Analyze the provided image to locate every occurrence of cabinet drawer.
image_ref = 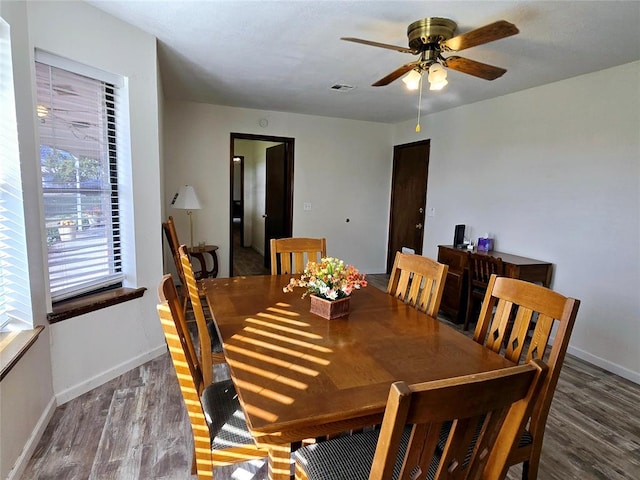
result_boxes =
[437,246,466,272]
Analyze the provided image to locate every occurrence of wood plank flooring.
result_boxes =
[20,274,640,479]
[232,222,270,276]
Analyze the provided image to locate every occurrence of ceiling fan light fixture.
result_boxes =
[429,77,448,91]
[402,69,422,90]
[428,63,448,91]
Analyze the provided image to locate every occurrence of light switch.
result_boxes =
[303,202,312,211]
[427,207,436,217]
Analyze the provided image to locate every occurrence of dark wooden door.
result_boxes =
[386,140,430,273]
[264,143,290,269]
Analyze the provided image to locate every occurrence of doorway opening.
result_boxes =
[230,133,295,277]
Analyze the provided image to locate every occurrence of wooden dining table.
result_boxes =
[203,275,514,480]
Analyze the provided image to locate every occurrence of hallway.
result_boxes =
[232,221,269,276]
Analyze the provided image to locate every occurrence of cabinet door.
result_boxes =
[437,246,467,323]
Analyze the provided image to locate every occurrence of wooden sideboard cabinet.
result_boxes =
[437,245,553,324]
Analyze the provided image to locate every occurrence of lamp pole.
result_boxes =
[187,210,194,248]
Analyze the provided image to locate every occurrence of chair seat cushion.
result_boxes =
[201,379,255,450]
[519,429,533,447]
[295,427,438,480]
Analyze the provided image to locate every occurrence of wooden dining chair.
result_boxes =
[157,274,267,479]
[270,237,327,275]
[162,216,203,314]
[294,359,547,480]
[472,275,581,480]
[464,252,504,330]
[386,251,449,317]
[179,245,226,384]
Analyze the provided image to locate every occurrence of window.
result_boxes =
[36,53,124,302]
[0,18,32,331]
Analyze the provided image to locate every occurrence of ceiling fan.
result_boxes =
[341,17,519,89]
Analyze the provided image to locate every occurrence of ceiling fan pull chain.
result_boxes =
[416,71,424,133]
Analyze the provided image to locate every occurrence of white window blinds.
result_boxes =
[36,59,123,302]
[0,18,33,330]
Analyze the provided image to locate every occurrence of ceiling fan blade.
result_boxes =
[444,56,507,80]
[372,62,419,86]
[442,20,519,52]
[341,37,413,54]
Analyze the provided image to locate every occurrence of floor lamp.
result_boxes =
[171,185,202,248]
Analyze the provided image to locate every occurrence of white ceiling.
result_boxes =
[86,0,640,124]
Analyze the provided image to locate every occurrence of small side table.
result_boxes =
[188,245,219,278]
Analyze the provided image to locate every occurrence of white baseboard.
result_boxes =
[6,397,57,480]
[567,344,640,384]
[55,344,167,405]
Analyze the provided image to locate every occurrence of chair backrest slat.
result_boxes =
[386,251,449,317]
[163,216,204,315]
[157,274,265,478]
[468,252,504,287]
[157,274,204,395]
[179,244,213,386]
[270,237,327,275]
[369,360,548,480]
[473,275,580,444]
[162,216,186,285]
[157,299,215,478]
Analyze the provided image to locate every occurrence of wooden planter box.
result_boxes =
[309,294,350,320]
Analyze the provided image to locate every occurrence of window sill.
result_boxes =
[47,287,147,324]
[0,325,45,381]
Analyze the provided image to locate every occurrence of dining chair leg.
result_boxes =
[522,456,541,480]
[191,445,197,474]
[268,444,292,480]
[463,296,475,330]
[294,461,309,480]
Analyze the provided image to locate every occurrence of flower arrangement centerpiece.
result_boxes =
[283,257,367,319]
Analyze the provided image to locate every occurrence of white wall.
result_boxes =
[393,62,640,383]
[1,2,55,478]
[1,0,166,475]
[164,103,394,276]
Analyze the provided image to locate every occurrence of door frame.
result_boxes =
[229,132,295,277]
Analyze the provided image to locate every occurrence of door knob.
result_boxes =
[416,223,423,230]
[262,214,268,218]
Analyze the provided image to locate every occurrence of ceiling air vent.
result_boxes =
[330,84,355,92]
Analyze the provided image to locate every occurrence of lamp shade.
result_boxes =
[402,69,422,91]
[172,185,202,210]
[428,63,448,91]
